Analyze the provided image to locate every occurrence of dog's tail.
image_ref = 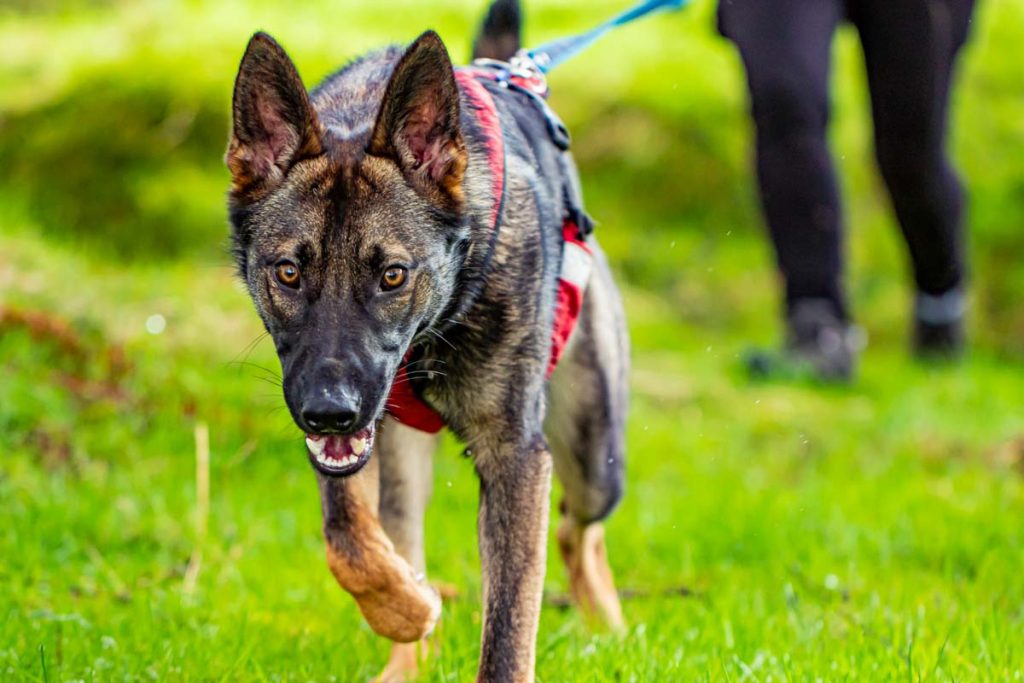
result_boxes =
[472,0,522,61]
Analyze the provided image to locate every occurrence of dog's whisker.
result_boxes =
[263,404,290,418]
[394,372,447,383]
[403,358,448,368]
[230,332,270,367]
[228,359,283,382]
[427,328,458,351]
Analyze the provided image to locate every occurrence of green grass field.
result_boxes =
[2,0,1023,680]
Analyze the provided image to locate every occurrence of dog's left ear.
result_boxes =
[369,31,467,209]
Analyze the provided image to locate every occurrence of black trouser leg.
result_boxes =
[853,0,976,297]
[719,0,847,318]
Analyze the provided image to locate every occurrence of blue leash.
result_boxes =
[526,0,690,73]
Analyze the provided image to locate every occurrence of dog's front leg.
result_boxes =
[318,452,441,643]
[475,435,553,683]
[376,416,440,682]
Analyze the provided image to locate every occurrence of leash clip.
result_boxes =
[506,51,550,98]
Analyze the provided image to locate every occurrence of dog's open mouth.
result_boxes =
[305,426,375,477]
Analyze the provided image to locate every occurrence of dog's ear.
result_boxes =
[369,31,466,209]
[226,33,321,198]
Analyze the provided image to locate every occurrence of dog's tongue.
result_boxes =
[306,427,373,469]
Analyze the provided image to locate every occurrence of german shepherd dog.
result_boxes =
[225,0,628,679]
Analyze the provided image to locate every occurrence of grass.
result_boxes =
[2,0,1024,680]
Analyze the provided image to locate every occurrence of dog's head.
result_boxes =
[226,31,467,477]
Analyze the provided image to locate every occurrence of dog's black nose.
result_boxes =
[301,393,360,433]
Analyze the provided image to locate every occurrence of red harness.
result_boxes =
[385,66,593,434]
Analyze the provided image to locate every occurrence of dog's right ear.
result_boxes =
[226,33,321,198]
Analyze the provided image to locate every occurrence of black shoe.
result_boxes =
[747,298,860,382]
[913,288,965,359]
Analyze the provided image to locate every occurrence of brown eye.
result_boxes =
[381,265,408,291]
[275,260,301,288]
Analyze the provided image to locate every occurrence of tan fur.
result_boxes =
[375,641,427,683]
[556,519,625,632]
[321,456,441,642]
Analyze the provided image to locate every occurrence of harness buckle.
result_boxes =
[467,53,569,151]
[470,51,550,99]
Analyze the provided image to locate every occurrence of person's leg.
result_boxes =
[854,0,976,355]
[720,0,857,379]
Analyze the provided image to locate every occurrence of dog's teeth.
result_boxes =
[306,437,326,457]
[317,452,327,464]
[350,436,366,456]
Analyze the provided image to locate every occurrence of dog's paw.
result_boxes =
[351,568,442,643]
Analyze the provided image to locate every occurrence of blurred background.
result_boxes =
[2,0,1022,679]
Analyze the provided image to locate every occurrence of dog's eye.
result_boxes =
[380,266,408,291]
[275,260,301,289]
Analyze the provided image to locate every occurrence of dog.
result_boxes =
[225,1,629,679]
